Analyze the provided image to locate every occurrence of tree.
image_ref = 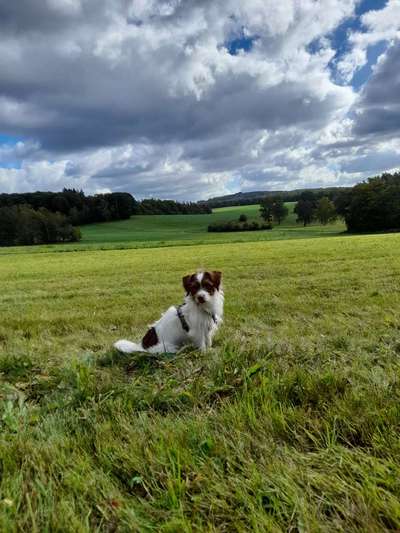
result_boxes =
[0,206,18,246]
[238,214,247,222]
[259,197,274,223]
[334,172,400,232]
[294,191,317,226]
[271,196,288,225]
[0,205,81,247]
[50,194,70,215]
[316,197,337,225]
[260,196,289,225]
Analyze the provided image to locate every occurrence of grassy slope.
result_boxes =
[0,204,345,255]
[81,202,345,246]
[1,233,400,531]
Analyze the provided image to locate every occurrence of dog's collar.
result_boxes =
[176,304,190,332]
[176,304,218,333]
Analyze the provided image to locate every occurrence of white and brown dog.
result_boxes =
[114,271,224,354]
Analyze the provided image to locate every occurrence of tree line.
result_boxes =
[0,189,211,226]
[139,198,211,215]
[292,171,400,231]
[0,190,137,226]
[0,189,211,247]
[259,192,338,227]
[258,171,400,232]
[204,186,350,208]
[1,170,398,246]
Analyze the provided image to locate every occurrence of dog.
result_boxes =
[114,271,224,354]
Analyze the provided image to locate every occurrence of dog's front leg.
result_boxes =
[205,331,213,349]
[192,333,208,352]
[198,339,208,352]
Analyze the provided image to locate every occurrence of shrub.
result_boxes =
[238,214,247,222]
[208,220,272,232]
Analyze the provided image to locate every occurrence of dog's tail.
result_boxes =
[113,339,143,353]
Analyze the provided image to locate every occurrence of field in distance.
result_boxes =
[81,202,345,248]
[1,232,400,530]
[0,203,345,255]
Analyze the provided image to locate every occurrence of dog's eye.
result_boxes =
[191,282,200,293]
[202,281,214,292]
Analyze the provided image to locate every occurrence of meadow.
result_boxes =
[0,203,346,256]
[1,228,400,531]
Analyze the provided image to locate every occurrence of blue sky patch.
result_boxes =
[355,0,388,17]
[226,32,257,55]
[351,40,388,90]
[326,0,388,88]
[0,134,22,145]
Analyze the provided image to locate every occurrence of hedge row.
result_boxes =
[208,221,272,232]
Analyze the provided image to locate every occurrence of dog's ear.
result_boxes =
[182,274,193,294]
[211,271,222,289]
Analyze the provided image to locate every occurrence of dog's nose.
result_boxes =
[197,295,205,304]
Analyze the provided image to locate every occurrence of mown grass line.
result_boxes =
[1,234,400,531]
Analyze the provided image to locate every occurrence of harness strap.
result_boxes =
[176,304,218,333]
[176,304,190,332]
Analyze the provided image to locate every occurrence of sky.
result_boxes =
[0,0,399,200]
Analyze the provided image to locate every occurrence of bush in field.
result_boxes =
[335,171,400,232]
[208,220,272,232]
[238,214,248,222]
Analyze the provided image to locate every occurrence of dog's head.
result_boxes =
[182,271,222,307]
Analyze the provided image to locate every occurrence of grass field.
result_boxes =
[1,231,400,531]
[0,204,346,255]
[80,203,345,246]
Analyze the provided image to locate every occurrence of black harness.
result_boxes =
[176,304,217,333]
[176,304,190,332]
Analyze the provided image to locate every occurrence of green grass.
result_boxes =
[1,232,400,531]
[81,202,345,246]
[0,204,345,255]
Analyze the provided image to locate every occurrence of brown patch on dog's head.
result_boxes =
[202,271,222,293]
[183,271,222,296]
[182,273,200,296]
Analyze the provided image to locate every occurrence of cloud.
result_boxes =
[337,0,400,83]
[0,0,398,199]
[353,40,400,136]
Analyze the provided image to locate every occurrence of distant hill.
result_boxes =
[202,186,350,208]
